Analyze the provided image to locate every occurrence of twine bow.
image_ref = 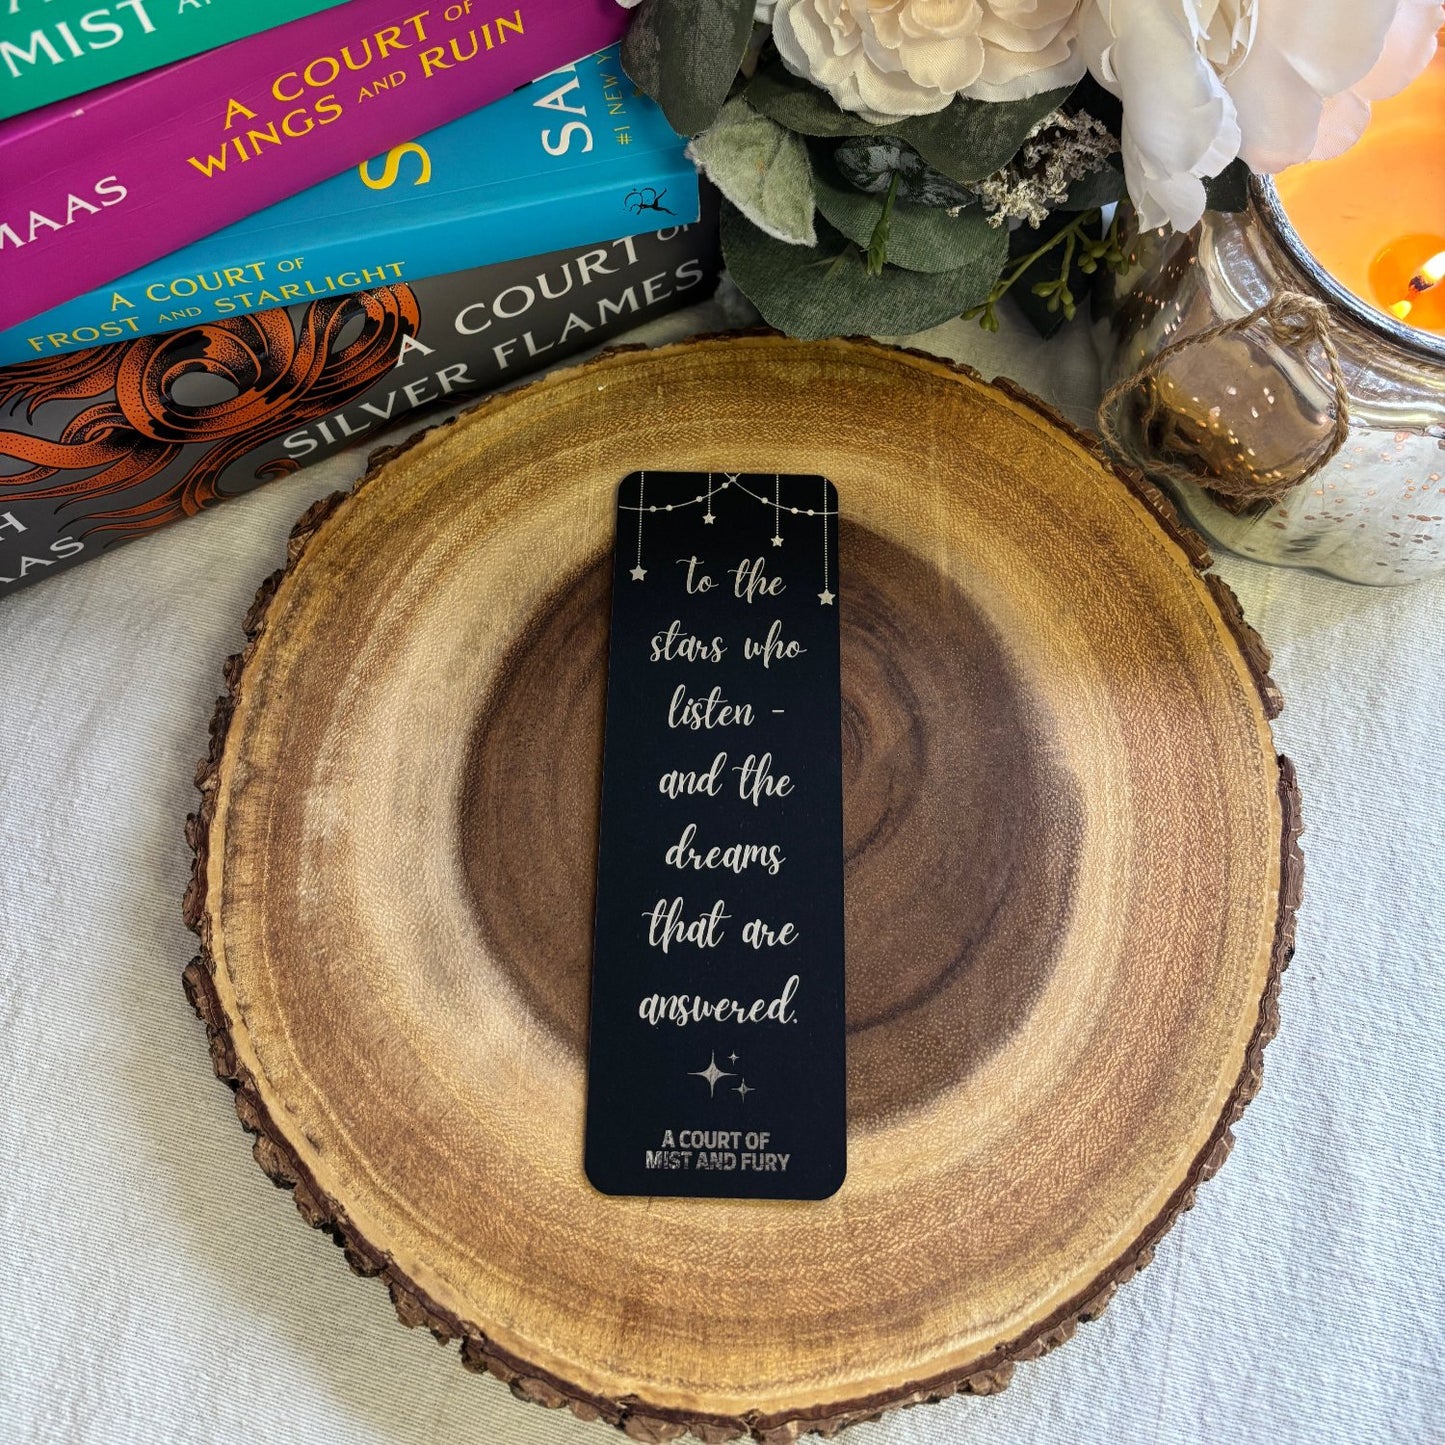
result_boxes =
[1096,290,1352,504]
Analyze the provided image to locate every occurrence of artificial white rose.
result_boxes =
[772,0,1085,124]
[1308,0,1443,161]
[1229,0,1443,170]
[1077,0,1241,231]
[1080,0,1443,233]
[970,0,1091,101]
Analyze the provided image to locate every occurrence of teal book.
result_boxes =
[0,0,349,121]
[1,44,696,366]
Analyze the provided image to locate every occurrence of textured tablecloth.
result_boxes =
[2,296,1441,1445]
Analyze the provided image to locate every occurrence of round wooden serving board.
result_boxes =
[184,334,1302,1442]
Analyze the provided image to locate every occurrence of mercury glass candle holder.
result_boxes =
[1092,179,1445,585]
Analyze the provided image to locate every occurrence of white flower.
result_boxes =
[1308,0,1443,161]
[1079,0,1444,232]
[971,0,1090,101]
[771,0,1085,123]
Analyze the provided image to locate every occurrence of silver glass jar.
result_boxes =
[1092,179,1445,585]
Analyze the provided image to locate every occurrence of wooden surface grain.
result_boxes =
[184,334,1303,1442]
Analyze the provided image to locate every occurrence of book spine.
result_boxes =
[0,159,701,368]
[0,0,350,122]
[0,0,630,331]
[0,205,722,597]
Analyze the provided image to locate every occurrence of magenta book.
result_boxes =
[0,1,629,332]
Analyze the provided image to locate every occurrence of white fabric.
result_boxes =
[1,298,1441,1445]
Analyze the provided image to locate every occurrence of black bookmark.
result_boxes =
[584,470,846,1199]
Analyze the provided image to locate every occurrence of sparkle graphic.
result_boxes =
[727,1052,739,1065]
[734,1080,753,1100]
[689,1052,735,1097]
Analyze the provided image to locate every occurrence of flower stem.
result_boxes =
[965,207,1105,331]
[1003,211,1094,289]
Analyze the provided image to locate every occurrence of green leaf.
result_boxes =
[895,87,1073,184]
[1203,157,1252,212]
[621,0,756,137]
[746,53,1070,185]
[688,97,816,245]
[1061,162,1128,210]
[832,134,977,209]
[745,53,891,137]
[812,150,1007,276]
[721,201,1001,340]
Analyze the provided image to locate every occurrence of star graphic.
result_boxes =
[734,1080,753,1100]
[703,512,716,525]
[818,588,835,605]
[689,1052,735,1097]
[771,534,784,547]
[630,565,646,581]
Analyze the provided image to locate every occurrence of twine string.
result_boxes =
[1096,290,1352,503]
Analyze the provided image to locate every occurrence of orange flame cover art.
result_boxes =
[0,218,720,595]
[0,286,418,537]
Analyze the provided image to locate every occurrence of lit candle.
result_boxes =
[1273,42,1445,333]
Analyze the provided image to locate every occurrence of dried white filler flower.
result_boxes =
[967,110,1117,227]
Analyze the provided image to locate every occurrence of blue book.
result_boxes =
[0,45,695,367]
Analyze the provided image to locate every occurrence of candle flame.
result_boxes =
[1415,250,1445,288]
[1390,250,1445,320]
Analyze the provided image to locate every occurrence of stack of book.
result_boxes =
[0,0,719,594]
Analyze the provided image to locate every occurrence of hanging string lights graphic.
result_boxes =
[621,472,837,603]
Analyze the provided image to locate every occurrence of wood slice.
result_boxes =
[183,333,1303,1443]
